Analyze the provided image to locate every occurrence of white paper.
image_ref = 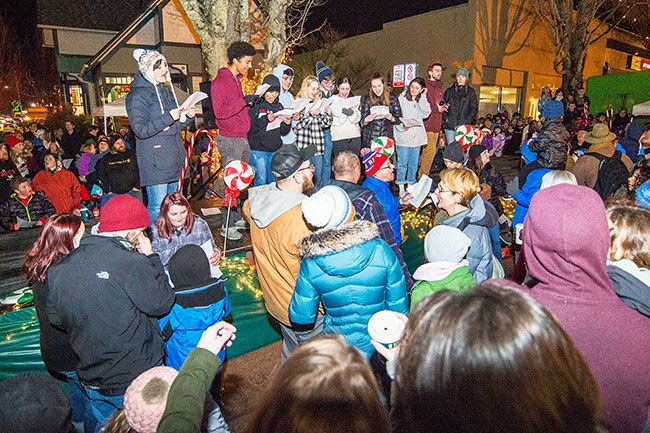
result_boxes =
[401,118,422,127]
[16,216,38,228]
[370,105,390,119]
[275,108,295,117]
[200,240,223,278]
[201,207,221,216]
[62,158,73,169]
[266,118,282,131]
[407,175,433,208]
[254,83,270,96]
[291,98,309,113]
[179,91,208,112]
[343,96,361,109]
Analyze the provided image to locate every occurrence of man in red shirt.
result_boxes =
[419,61,446,179]
[211,41,257,240]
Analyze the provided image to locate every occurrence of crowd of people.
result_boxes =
[0,40,650,433]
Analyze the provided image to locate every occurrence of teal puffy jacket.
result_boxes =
[289,220,408,357]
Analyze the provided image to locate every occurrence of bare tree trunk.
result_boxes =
[264,0,293,71]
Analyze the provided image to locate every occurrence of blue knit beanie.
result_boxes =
[315,61,333,83]
[636,180,650,208]
[543,99,564,120]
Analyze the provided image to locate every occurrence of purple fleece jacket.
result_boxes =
[522,184,650,433]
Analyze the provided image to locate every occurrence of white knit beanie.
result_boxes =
[132,49,166,85]
[424,225,471,263]
[302,186,355,228]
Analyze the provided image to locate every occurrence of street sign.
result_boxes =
[404,63,418,86]
[393,64,405,88]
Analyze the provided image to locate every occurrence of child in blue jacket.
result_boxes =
[160,244,231,403]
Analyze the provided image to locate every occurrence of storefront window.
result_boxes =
[68,85,85,115]
[479,86,521,115]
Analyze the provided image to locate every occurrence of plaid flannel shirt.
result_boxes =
[353,190,414,289]
[293,111,333,155]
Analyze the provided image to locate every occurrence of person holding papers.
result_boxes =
[394,77,432,197]
[294,76,333,187]
[360,73,402,148]
[126,49,195,223]
[151,192,220,271]
[248,75,292,185]
[330,77,362,157]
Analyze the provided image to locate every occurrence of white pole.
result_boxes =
[103,105,107,136]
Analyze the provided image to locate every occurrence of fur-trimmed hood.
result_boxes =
[300,220,379,258]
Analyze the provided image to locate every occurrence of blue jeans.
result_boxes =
[63,371,95,433]
[488,221,503,262]
[83,387,124,433]
[250,150,275,186]
[322,129,333,183]
[145,182,178,224]
[311,155,325,187]
[444,129,456,145]
[396,146,420,185]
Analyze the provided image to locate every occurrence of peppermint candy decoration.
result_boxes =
[223,160,254,191]
[371,136,395,158]
[471,127,484,145]
[454,125,479,147]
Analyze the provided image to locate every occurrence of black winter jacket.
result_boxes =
[96,150,140,194]
[32,280,79,373]
[0,192,55,230]
[47,235,175,395]
[247,100,291,152]
[0,159,19,203]
[126,74,192,187]
[442,84,478,130]
[360,93,402,147]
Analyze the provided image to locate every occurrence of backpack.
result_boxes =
[586,151,629,200]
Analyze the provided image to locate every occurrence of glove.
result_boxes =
[341,107,354,116]
[243,95,256,107]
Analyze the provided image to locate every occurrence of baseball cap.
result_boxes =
[271,144,316,180]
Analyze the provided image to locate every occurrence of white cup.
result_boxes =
[368,310,406,349]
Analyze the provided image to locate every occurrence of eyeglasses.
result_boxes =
[296,163,315,173]
[435,185,454,194]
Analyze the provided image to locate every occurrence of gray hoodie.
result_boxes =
[441,194,497,283]
[247,182,305,228]
[273,64,296,145]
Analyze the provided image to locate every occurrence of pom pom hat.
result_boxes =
[124,366,178,433]
[133,49,167,85]
[302,186,355,228]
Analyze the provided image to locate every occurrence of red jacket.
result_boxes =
[31,168,81,213]
[211,67,250,138]
[423,78,444,133]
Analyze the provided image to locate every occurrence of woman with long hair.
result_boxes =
[394,76,431,195]
[360,73,402,148]
[22,213,91,432]
[245,335,389,433]
[294,75,333,186]
[150,192,220,269]
[330,77,362,157]
[391,282,604,433]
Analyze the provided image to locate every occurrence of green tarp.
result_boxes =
[0,211,429,380]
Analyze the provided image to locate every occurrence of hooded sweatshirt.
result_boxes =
[607,259,650,317]
[616,122,646,164]
[440,194,497,283]
[273,64,297,145]
[211,67,250,138]
[523,184,650,433]
[411,261,474,307]
[242,183,312,325]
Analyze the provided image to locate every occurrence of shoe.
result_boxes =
[220,227,243,241]
[234,219,249,229]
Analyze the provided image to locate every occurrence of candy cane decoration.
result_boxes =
[178,128,214,192]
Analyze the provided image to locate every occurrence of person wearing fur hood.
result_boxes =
[288,186,408,358]
[126,49,195,223]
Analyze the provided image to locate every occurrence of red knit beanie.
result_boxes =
[98,195,150,233]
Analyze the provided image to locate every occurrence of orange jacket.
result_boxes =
[31,168,81,213]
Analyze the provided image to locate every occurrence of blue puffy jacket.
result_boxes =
[126,73,193,186]
[513,167,551,227]
[289,220,408,357]
[159,280,231,370]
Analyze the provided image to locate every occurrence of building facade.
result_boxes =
[316,0,648,118]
